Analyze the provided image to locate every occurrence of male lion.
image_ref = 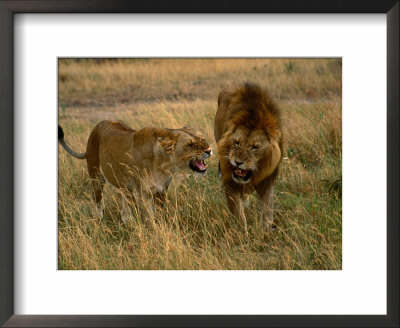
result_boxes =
[58,120,212,221]
[214,83,282,234]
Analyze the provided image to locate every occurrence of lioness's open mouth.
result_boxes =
[232,168,253,182]
[189,159,207,173]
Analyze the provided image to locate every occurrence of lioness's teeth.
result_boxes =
[194,160,206,170]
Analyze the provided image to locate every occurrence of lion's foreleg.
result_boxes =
[225,187,248,237]
[96,199,105,218]
[255,180,275,233]
[238,200,248,237]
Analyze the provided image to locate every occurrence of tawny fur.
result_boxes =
[59,120,211,221]
[214,83,283,234]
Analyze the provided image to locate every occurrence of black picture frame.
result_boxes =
[0,1,398,327]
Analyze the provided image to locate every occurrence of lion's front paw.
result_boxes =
[263,221,277,233]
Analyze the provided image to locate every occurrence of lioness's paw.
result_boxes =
[122,215,130,224]
[93,207,104,219]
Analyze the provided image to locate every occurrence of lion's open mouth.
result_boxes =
[189,159,207,173]
[232,168,253,182]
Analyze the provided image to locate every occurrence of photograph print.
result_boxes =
[57,58,342,270]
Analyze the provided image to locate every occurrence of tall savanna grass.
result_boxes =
[58,58,342,270]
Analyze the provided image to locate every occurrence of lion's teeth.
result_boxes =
[234,168,249,177]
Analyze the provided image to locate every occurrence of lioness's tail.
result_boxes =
[58,126,86,159]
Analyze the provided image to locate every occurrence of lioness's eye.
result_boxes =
[234,140,240,146]
[252,145,259,150]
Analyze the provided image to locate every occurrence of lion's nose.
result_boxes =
[234,160,244,167]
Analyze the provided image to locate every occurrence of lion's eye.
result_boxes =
[252,145,259,150]
[234,140,240,146]
[186,142,194,148]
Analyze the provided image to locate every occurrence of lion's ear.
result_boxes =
[157,136,176,154]
[269,129,281,142]
[218,90,231,106]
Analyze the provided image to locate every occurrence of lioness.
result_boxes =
[58,120,212,221]
[214,83,282,234]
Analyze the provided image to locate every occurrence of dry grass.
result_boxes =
[58,58,342,270]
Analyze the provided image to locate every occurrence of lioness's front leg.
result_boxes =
[153,191,167,210]
[255,179,275,233]
[153,183,169,210]
[133,187,156,224]
[225,186,248,237]
[118,189,136,223]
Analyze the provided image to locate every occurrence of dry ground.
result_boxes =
[58,58,342,270]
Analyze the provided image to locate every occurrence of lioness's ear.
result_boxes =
[157,136,176,154]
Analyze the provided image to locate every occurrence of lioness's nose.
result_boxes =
[203,150,212,159]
